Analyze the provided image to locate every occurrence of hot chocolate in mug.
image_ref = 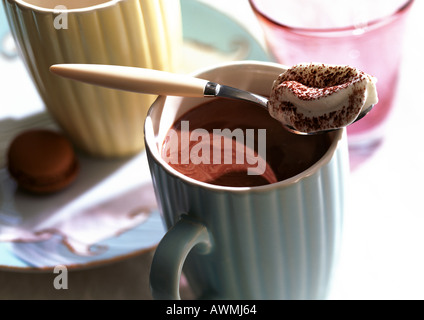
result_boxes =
[145,61,349,300]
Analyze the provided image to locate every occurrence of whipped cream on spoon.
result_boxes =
[268,63,378,134]
[50,63,377,135]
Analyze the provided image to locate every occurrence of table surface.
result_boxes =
[1,0,424,300]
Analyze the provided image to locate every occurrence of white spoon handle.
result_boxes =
[49,64,209,97]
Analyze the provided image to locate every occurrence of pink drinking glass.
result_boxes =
[249,0,414,151]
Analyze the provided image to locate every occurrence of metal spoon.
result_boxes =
[49,64,374,135]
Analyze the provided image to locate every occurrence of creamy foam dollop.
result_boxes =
[268,63,378,133]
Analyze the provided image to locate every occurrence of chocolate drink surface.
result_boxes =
[161,98,332,187]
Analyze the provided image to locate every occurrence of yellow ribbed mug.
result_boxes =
[3,0,182,157]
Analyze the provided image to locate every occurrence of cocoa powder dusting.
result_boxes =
[277,64,365,101]
[269,63,374,133]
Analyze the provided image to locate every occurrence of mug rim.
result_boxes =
[10,0,120,13]
[144,60,345,193]
[249,0,414,35]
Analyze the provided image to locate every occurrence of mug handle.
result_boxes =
[150,215,213,300]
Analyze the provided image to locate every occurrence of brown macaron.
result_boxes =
[7,129,79,194]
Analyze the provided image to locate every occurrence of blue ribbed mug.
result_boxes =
[145,61,349,300]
